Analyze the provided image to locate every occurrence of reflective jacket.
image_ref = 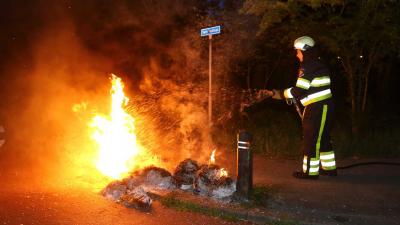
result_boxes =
[283,58,332,106]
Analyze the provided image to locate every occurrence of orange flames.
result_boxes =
[209,149,228,177]
[89,74,159,179]
[209,149,216,165]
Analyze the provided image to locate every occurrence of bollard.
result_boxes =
[236,130,253,200]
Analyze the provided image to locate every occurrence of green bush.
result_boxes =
[212,100,400,158]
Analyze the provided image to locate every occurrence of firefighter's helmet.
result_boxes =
[294,36,315,51]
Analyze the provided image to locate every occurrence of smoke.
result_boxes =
[0,0,219,187]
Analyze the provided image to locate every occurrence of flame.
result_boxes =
[209,149,228,178]
[72,101,87,112]
[217,168,228,178]
[209,149,216,165]
[89,74,158,179]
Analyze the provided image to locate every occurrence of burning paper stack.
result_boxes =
[194,164,236,200]
[102,158,236,210]
[102,166,175,210]
[173,159,199,190]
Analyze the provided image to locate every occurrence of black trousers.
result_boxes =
[301,100,335,175]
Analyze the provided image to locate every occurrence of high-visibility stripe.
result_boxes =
[300,89,332,106]
[315,105,328,159]
[321,159,335,162]
[309,157,320,175]
[310,160,320,166]
[320,151,335,156]
[311,76,330,87]
[321,161,336,167]
[320,153,335,160]
[303,156,308,172]
[296,78,311,89]
[284,88,293,98]
[322,165,337,170]
[238,141,250,145]
[320,151,336,170]
[303,156,320,175]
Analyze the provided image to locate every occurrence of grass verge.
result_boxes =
[160,193,240,222]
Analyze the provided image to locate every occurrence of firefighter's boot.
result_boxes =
[319,169,337,176]
[294,156,319,179]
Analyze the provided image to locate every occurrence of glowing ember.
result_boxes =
[90,74,157,179]
[218,168,228,178]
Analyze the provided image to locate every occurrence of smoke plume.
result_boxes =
[0,0,218,187]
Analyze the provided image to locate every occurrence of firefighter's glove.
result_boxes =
[271,89,283,100]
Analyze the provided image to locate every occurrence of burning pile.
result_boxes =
[82,75,236,210]
[102,158,236,210]
[173,159,199,190]
[102,166,175,210]
[194,164,235,199]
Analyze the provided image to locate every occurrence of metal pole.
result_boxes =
[208,35,212,128]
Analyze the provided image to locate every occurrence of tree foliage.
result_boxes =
[242,0,400,133]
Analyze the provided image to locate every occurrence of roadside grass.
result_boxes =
[160,193,240,222]
[159,187,297,225]
[241,184,280,208]
[267,221,298,225]
[333,122,400,158]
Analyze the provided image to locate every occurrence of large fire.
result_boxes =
[89,74,159,179]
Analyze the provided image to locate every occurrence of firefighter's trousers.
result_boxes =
[301,99,336,175]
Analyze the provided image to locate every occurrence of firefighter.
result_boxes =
[268,36,337,179]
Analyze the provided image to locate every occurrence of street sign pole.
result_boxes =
[201,25,221,129]
[208,34,212,128]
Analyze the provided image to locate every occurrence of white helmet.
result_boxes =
[294,36,315,51]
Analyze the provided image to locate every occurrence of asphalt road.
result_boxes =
[0,181,252,225]
[244,156,400,225]
[1,153,399,225]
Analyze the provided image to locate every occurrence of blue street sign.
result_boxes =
[200,25,221,37]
